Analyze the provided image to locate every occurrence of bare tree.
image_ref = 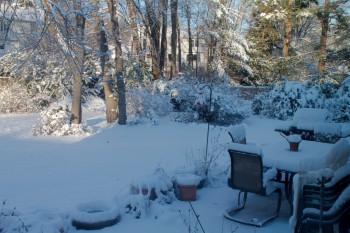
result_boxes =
[145,0,161,80]
[177,14,181,73]
[127,0,142,57]
[185,0,193,69]
[106,0,127,124]
[318,0,330,74]
[70,0,86,124]
[170,0,178,78]
[282,0,293,75]
[159,0,168,77]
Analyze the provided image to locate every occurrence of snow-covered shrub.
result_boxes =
[252,79,350,122]
[325,77,350,122]
[161,77,250,125]
[124,168,175,218]
[33,103,92,136]
[124,58,152,87]
[0,49,102,110]
[252,81,327,120]
[0,200,29,233]
[0,81,37,113]
[126,85,172,125]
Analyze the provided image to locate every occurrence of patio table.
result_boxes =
[260,140,334,214]
[261,140,334,173]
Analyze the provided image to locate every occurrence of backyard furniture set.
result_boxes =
[224,118,350,232]
[275,108,350,143]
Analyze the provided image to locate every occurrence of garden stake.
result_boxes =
[189,201,206,233]
[200,84,212,175]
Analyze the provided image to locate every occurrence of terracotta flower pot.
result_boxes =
[289,141,300,152]
[178,184,197,201]
[176,174,201,201]
[130,185,157,201]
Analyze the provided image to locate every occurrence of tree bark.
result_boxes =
[145,0,161,80]
[170,0,178,78]
[101,21,118,123]
[70,0,86,124]
[106,0,127,125]
[185,0,193,69]
[282,0,292,76]
[159,0,168,77]
[318,0,330,74]
[177,15,181,73]
[127,0,143,59]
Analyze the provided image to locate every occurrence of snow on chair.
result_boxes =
[294,164,350,233]
[275,108,334,141]
[228,124,246,144]
[296,175,350,233]
[224,143,282,227]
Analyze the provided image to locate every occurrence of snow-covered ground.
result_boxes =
[0,109,332,233]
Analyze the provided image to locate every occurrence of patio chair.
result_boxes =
[295,164,350,233]
[228,124,246,144]
[297,185,350,233]
[224,143,282,227]
[302,165,350,210]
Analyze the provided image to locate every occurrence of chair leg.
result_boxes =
[224,191,248,221]
[274,188,282,218]
[238,191,248,209]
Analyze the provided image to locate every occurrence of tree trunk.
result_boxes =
[177,15,181,73]
[159,0,168,77]
[92,0,118,123]
[145,0,161,80]
[282,0,292,76]
[318,0,330,74]
[70,0,86,124]
[106,0,127,125]
[127,0,143,59]
[170,0,178,78]
[186,0,193,69]
[100,21,118,123]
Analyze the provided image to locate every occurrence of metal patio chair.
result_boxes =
[224,143,282,227]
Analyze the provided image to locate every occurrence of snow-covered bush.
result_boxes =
[126,85,172,125]
[252,79,350,122]
[33,103,92,136]
[0,81,37,113]
[124,168,175,218]
[252,81,327,120]
[325,77,350,122]
[0,200,29,233]
[157,77,250,126]
[0,50,102,111]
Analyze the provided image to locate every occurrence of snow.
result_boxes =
[316,168,335,183]
[227,124,246,142]
[314,123,341,136]
[303,185,350,216]
[228,142,261,155]
[71,200,120,224]
[286,134,302,143]
[1,111,349,233]
[176,174,202,186]
[294,108,333,123]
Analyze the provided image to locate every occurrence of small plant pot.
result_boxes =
[130,185,157,201]
[178,184,197,201]
[176,174,201,201]
[289,141,300,152]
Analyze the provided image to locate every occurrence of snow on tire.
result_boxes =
[71,200,121,230]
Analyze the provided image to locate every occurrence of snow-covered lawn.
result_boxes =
[0,111,303,233]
